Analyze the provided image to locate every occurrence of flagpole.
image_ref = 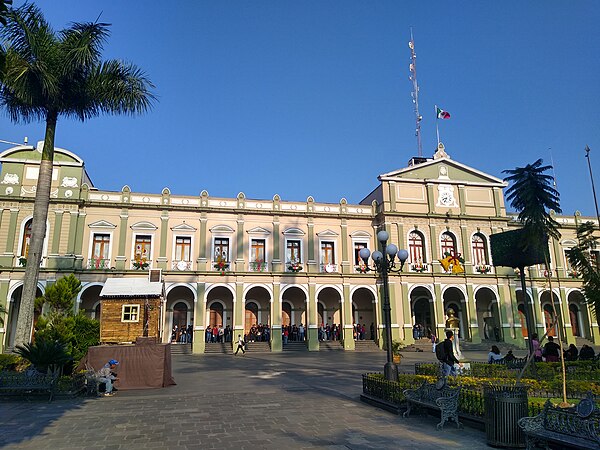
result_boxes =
[435,105,440,145]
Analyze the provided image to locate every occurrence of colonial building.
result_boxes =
[0,142,597,353]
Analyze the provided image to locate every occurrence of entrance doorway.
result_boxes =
[209,303,223,327]
[245,302,258,336]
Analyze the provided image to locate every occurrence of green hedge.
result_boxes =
[0,354,27,371]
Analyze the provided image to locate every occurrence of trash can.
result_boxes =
[483,384,528,448]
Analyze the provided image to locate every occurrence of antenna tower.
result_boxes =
[409,29,422,157]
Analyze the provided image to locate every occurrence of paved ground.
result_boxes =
[0,349,500,449]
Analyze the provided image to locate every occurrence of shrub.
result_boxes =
[0,354,26,371]
[15,339,72,376]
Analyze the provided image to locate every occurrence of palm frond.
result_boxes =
[59,21,110,74]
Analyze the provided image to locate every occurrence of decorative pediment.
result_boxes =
[88,220,117,229]
[247,226,271,235]
[130,221,158,231]
[283,227,305,236]
[316,229,338,237]
[350,230,371,238]
[379,158,506,187]
[561,239,577,247]
[210,224,234,234]
[171,223,197,232]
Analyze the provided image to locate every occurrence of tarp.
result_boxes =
[80,343,176,390]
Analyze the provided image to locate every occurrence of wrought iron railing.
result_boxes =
[320,263,338,273]
[171,260,192,271]
[87,258,110,269]
[249,261,269,272]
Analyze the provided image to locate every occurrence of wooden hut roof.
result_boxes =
[100,278,163,298]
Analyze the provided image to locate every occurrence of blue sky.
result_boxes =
[1,1,600,216]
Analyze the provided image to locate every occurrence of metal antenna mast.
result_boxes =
[409,28,423,157]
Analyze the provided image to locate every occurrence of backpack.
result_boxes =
[435,340,447,362]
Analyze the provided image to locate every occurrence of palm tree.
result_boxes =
[503,158,567,403]
[0,4,155,347]
[567,221,600,318]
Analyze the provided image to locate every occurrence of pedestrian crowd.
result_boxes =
[204,324,232,343]
[171,324,194,343]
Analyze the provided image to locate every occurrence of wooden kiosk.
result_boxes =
[99,274,164,344]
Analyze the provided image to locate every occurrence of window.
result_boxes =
[408,231,426,263]
[321,241,335,264]
[122,304,140,322]
[92,234,110,260]
[250,239,266,262]
[175,236,191,261]
[354,242,367,265]
[286,239,301,263]
[214,237,229,262]
[134,235,151,263]
[440,232,457,257]
[21,219,32,257]
[471,233,488,265]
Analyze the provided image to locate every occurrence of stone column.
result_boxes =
[342,284,354,350]
[192,283,206,354]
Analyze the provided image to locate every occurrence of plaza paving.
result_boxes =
[0,349,499,449]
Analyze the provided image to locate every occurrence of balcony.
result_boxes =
[409,262,429,273]
[87,258,111,269]
[172,260,193,271]
[320,263,338,273]
[249,260,269,272]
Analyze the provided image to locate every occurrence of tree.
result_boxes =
[567,221,600,319]
[503,158,568,404]
[0,0,12,26]
[0,4,155,347]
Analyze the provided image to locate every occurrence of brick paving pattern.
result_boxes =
[0,350,491,449]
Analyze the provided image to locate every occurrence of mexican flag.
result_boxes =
[436,107,451,119]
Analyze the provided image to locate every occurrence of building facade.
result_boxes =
[0,142,597,353]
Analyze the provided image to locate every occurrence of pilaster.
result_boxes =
[0,280,9,353]
[433,283,445,340]
[401,281,414,345]
[116,210,129,270]
[341,219,349,274]
[50,210,63,255]
[342,284,354,350]
[307,284,319,350]
[271,283,282,352]
[233,282,244,341]
[466,284,481,343]
[307,218,315,273]
[235,215,244,272]
[1,209,18,267]
[458,185,466,215]
[192,283,206,354]
[197,213,207,270]
[272,217,281,272]
[158,212,168,270]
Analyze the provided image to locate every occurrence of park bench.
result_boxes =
[0,371,58,402]
[491,356,528,370]
[403,380,462,430]
[518,393,600,450]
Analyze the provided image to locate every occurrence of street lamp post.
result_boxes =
[359,230,409,381]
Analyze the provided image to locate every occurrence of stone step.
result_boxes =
[353,340,381,352]
[170,343,192,355]
[204,342,231,354]
[283,341,308,352]
[245,342,271,353]
[319,341,343,351]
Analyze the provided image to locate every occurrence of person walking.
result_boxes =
[436,330,462,376]
[234,335,246,355]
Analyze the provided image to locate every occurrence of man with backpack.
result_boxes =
[436,330,462,376]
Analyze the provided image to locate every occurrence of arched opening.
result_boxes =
[281,287,307,344]
[317,287,342,342]
[244,286,271,342]
[569,304,581,337]
[317,303,324,326]
[475,287,501,342]
[205,286,233,345]
[516,289,533,339]
[410,286,434,339]
[352,288,376,341]
[173,302,189,343]
[540,290,560,338]
[166,285,195,344]
[5,285,43,349]
[568,291,590,339]
[443,287,468,340]
[80,284,103,320]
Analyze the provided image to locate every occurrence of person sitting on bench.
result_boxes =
[97,359,119,396]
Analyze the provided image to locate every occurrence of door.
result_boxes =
[209,303,223,327]
[245,302,258,336]
[543,304,556,337]
[518,304,528,338]
[569,304,580,337]
[282,302,291,327]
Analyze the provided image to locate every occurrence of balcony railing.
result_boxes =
[87,258,111,269]
[212,260,230,273]
[320,263,338,273]
[409,262,429,273]
[172,260,193,271]
[286,261,303,273]
[249,261,269,272]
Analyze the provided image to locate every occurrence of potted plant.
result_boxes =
[391,340,405,364]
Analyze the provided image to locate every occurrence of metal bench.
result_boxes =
[518,393,600,450]
[0,371,58,402]
[403,379,462,430]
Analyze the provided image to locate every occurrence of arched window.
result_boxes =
[21,219,32,257]
[440,232,457,257]
[471,233,489,265]
[408,231,426,263]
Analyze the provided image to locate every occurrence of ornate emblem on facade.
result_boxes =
[437,184,458,207]
[61,176,78,188]
[1,173,19,184]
